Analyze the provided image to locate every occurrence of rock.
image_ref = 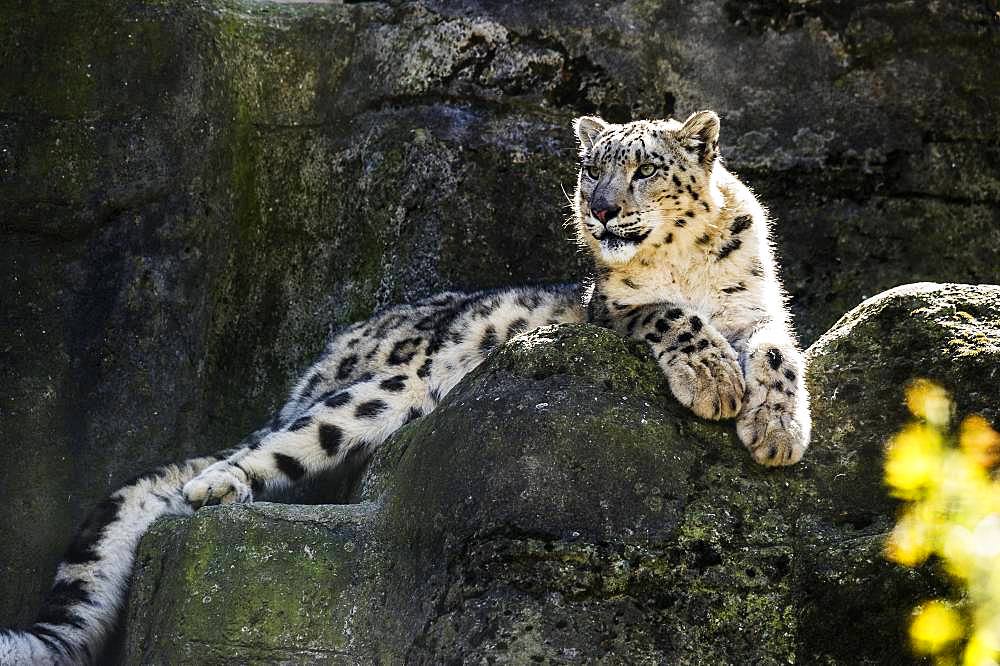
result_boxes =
[1,0,588,622]
[3,0,998,628]
[807,282,1000,472]
[124,503,377,665]
[127,282,1000,664]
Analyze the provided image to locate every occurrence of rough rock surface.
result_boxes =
[809,282,1000,452]
[123,283,1000,664]
[125,503,376,664]
[2,0,998,629]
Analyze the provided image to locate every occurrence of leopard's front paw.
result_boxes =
[662,346,745,421]
[737,402,808,466]
[183,463,253,509]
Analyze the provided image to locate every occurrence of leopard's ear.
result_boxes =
[677,110,720,166]
[573,116,608,152]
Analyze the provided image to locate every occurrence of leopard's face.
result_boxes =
[573,111,721,265]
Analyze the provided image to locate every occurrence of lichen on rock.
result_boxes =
[2,0,998,655]
[125,283,1000,663]
[125,503,377,665]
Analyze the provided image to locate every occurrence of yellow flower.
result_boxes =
[887,512,932,567]
[907,379,953,427]
[963,628,1000,666]
[885,424,944,499]
[885,382,1000,663]
[941,524,975,581]
[960,416,1000,470]
[910,601,964,655]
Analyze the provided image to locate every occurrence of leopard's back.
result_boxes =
[273,284,584,429]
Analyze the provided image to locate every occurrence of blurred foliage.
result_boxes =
[885,380,1000,665]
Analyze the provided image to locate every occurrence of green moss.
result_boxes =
[126,298,999,663]
[490,324,671,397]
[126,504,376,664]
[0,3,99,115]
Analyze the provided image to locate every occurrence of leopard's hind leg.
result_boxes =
[183,369,431,507]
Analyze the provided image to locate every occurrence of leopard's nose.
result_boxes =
[591,204,620,224]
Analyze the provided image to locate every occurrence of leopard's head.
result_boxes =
[573,111,722,265]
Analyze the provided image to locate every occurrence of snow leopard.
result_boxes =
[1,110,810,664]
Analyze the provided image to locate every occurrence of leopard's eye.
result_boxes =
[584,165,600,180]
[635,163,657,179]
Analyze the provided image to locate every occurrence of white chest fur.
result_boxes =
[599,217,778,340]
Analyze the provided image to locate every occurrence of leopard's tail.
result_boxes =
[0,453,224,665]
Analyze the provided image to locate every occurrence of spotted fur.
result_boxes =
[0,286,583,664]
[2,111,809,664]
[576,111,811,465]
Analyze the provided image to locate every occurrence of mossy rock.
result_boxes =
[4,0,999,637]
[125,282,1000,663]
[125,503,378,665]
[358,323,943,664]
[808,282,1000,453]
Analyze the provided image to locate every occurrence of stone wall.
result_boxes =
[2,0,998,629]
